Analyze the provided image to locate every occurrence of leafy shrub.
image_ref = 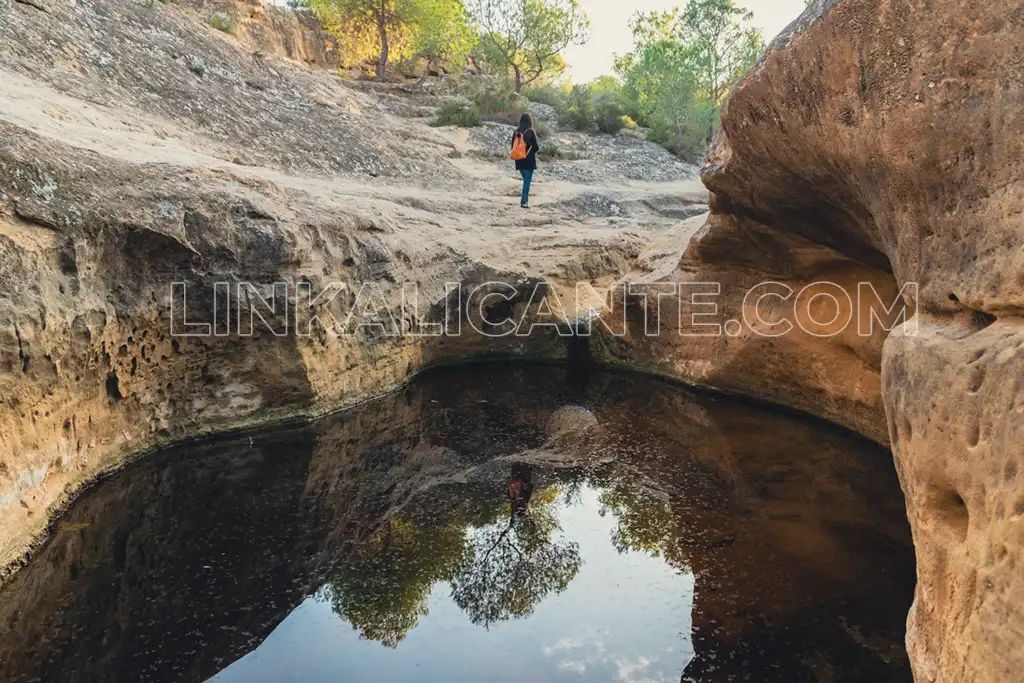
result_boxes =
[558,108,591,131]
[499,96,531,125]
[543,138,565,159]
[645,119,706,159]
[646,129,702,159]
[542,138,582,160]
[522,84,567,110]
[457,77,540,125]
[554,82,633,134]
[460,76,516,117]
[207,13,237,35]
[559,84,594,131]
[433,100,481,127]
[533,119,553,139]
[592,93,628,134]
[644,97,715,160]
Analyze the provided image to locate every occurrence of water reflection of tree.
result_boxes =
[327,518,469,647]
[326,482,580,645]
[451,487,581,628]
[596,474,692,571]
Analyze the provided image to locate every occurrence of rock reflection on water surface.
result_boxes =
[0,364,914,682]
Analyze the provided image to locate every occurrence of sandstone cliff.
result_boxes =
[669,0,1023,680]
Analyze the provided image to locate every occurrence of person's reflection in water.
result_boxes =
[506,462,535,518]
[565,325,591,402]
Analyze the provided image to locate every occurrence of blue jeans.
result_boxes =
[519,168,533,205]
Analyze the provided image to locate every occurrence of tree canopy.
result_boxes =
[326,482,579,644]
[469,0,588,92]
[615,0,763,156]
[311,0,474,79]
[411,0,476,74]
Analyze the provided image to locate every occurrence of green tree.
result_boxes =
[411,0,476,77]
[596,479,689,564]
[310,0,420,79]
[469,0,588,93]
[327,481,581,641]
[615,14,704,156]
[616,0,762,157]
[679,0,763,109]
[450,487,581,626]
[327,517,470,646]
[558,83,593,130]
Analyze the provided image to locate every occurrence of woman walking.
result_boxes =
[510,113,539,208]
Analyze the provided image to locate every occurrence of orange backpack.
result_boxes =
[510,130,529,161]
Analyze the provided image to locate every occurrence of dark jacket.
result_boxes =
[511,128,539,171]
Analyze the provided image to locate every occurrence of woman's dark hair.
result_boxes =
[517,112,533,132]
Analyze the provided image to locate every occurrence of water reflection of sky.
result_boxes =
[211,485,695,682]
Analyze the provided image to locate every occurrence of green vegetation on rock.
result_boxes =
[303,0,762,160]
[207,12,237,35]
[433,99,482,126]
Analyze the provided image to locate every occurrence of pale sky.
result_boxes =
[563,0,807,82]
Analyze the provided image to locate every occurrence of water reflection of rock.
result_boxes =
[0,430,321,683]
[0,364,913,682]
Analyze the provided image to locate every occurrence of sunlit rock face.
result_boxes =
[693,0,1024,679]
[1,0,1021,676]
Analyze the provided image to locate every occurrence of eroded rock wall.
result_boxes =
[0,123,573,575]
[594,206,898,443]
[686,0,1024,679]
[3,0,1022,676]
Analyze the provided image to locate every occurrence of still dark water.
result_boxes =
[0,364,914,682]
